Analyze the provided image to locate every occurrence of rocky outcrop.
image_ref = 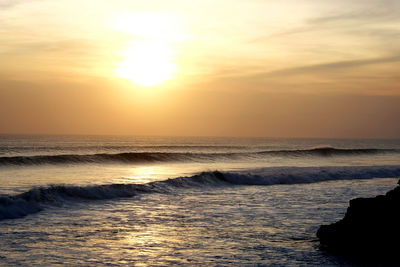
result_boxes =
[317,180,400,263]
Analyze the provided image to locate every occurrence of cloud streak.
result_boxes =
[0,0,41,9]
[260,55,400,78]
[251,0,400,43]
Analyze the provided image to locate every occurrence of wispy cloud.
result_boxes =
[209,53,400,96]
[308,1,400,24]
[0,0,40,9]
[0,0,19,8]
[251,0,400,42]
[0,39,97,56]
[259,55,400,78]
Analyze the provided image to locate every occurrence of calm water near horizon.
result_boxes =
[1,135,400,265]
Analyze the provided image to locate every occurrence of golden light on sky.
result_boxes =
[115,40,175,87]
[110,12,186,41]
[111,13,183,86]
[0,0,399,137]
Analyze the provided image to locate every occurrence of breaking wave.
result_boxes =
[0,147,397,166]
[1,165,400,220]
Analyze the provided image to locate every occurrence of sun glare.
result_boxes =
[115,41,175,86]
[111,13,183,87]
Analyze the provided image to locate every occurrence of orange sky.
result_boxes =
[0,0,399,138]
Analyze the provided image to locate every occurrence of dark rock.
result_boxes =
[317,179,400,263]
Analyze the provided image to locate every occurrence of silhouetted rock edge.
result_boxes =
[317,179,400,263]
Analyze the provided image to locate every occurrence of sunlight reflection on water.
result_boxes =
[0,178,396,265]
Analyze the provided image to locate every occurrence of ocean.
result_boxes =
[0,135,399,266]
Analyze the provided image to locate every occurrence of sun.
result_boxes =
[111,13,182,87]
[115,40,175,87]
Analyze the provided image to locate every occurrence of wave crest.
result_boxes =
[1,165,400,220]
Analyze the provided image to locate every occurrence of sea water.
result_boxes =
[0,135,399,265]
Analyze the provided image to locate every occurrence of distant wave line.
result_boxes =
[0,147,398,166]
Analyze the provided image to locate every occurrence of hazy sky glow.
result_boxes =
[0,0,399,137]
